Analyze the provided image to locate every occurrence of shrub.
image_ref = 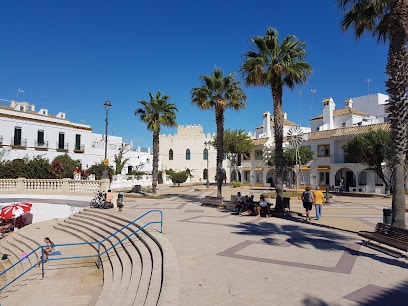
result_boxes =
[170,171,188,186]
[231,180,242,188]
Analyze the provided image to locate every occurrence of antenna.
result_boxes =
[298,90,302,126]
[310,89,316,120]
[366,79,371,95]
[16,89,24,101]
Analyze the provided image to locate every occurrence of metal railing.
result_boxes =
[0,209,163,292]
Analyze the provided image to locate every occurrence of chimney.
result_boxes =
[322,97,335,130]
[345,98,353,108]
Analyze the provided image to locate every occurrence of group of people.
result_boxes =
[233,192,271,217]
[301,186,325,221]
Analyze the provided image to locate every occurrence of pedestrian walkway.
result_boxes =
[1,185,407,305]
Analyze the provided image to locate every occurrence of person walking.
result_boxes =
[301,186,314,221]
[313,187,325,220]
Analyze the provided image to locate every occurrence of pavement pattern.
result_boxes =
[1,185,408,306]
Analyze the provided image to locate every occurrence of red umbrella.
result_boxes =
[0,202,32,219]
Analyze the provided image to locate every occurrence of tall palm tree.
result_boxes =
[191,68,247,198]
[240,27,312,213]
[338,0,408,228]
[135,91,178,194]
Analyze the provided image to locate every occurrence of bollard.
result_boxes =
[117,192,124,211]
[325,186,331,204]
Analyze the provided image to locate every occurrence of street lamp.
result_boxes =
[102,100,112,179]
[204,141,210,188]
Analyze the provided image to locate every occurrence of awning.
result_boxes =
[300,166,310,170]
[317,166,330,170]
[242,167,251,171]
[255,167,263,171]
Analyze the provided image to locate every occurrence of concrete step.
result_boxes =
[75,209,162,305]
[69,212,143,306]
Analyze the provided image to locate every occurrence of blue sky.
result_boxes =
[0,0,388,148]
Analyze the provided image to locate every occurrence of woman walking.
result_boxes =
[301,186,314,221]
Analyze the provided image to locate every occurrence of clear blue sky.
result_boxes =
[0,0,388,148]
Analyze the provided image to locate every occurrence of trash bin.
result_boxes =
[117,192,124,211]
[383,208,392,225]
[283,197,290,213]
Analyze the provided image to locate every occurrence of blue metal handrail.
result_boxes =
[0,209,162,292]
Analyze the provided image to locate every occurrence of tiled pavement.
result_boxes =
[1,185,408,305]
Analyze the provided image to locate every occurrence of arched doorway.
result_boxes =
[335,168,355,191]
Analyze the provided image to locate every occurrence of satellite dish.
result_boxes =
[287,126,304,148]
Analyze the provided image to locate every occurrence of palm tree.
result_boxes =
[240,27,312,213]
[337,0,407,228]
[191,68,247,198]
[135,91,178,194]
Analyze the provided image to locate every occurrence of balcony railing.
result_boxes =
[330,154,358,164]
[11,137,27,149]
[35,140,49,150]
[73,144,85,153]
[56,142,69,152]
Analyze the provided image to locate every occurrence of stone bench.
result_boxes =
[200,196,223,207]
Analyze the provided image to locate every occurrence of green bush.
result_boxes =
[170,171,188,186]
[231,180,242,188]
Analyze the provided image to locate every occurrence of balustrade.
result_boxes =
[0,178,109,195]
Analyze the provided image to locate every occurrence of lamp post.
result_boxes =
[102,100,112,179]
[204,141,210,188]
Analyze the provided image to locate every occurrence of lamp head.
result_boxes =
[104,100,112,111]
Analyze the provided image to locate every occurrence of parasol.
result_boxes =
[0,202,33,219]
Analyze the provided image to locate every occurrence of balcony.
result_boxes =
[330,154,358,164]
[11,137,27,149]
[35,140,49,151]
[73,144,85,153]
[56,142,69,152]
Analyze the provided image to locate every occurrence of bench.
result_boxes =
[358,223,408,254]
[200,196,223,207]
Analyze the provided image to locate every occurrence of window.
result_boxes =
[127,166,133,173]
[203,148,208,160]
[14,127,22,145]
[242,152,250,160]
[317,144,330,157]
[319,172,330,185]
[186,149,191,160]
[255,150,263,160]
[58,133,65,149]
[37,130,44,145]
[169,149,173,160]
[75,134,81,150]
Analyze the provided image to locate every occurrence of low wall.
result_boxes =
[0,178,110,195]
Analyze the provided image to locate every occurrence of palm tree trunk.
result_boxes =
[386,1,408,228]
[272,84,284,213]
[215,105,225,199]
[152,131,160,194]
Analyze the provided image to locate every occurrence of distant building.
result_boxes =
[0,99,152,175]
[159,124,219,184]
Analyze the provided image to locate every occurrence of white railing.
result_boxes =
[0,178,109,195]
[110,174,152,190]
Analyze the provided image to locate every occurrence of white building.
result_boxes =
[238,111,311,187]
[0,99,152,176]
[159,124,219,184]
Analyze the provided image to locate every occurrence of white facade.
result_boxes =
[0,99,152,175]
[159,124,219,184]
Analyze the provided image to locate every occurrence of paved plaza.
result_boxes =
[1,185,408,305]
